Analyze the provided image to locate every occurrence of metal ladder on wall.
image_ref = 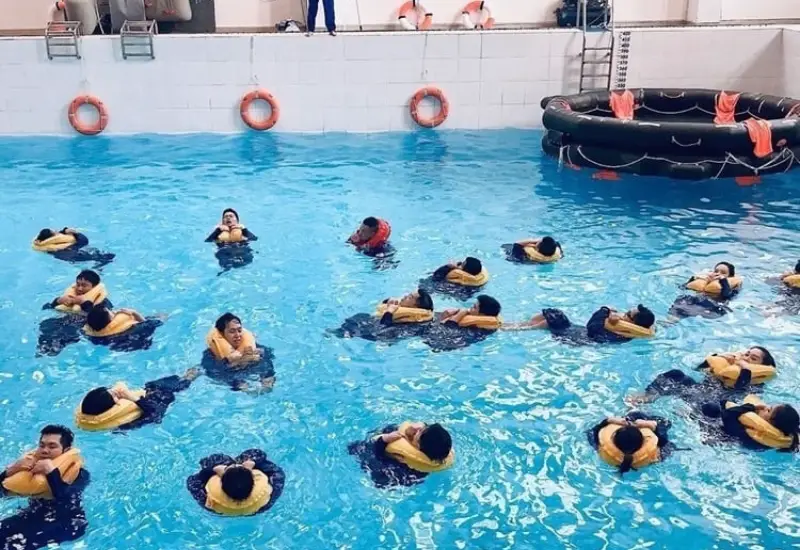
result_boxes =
[577,0,614,92]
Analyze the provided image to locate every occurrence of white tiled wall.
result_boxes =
[784,28,800,99]
[0,27,791,135]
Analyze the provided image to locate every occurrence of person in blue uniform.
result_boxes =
[518,304,655,345]
[0,426,89,550]
[33,227,115,268]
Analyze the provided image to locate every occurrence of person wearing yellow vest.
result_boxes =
[503,236,563,264]
[32,227,115,269]
[514,304,655,344]
[332,289,434,343]
[0,425,89,549]
[668,261,740,320]
[187,449,285,516]
[420,257,489,300]
[348,422,454,488]
[588,413,673,474]
[780,260,800,289]
[205,209,258,273]
[83,305,164,352]
[422,295,502,351]
[203,313,275,392]
[701,396,799,452]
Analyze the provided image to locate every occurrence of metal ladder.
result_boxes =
[45,21,82,60]
[120,19,157,59]
[578,0,614,93]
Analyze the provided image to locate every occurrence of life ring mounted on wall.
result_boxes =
[398,0,432,31]
[240,89,280,131]
[68,95,108,135]
[409,87,449,128]
[461,1,495,29]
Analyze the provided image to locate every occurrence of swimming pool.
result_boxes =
[0,130,798,548]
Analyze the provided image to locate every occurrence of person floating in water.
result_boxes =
[503,236,563,264]
[780,260,800,290]
[348,422,454,488]
[205,209,258,273]
[32,227,115,269]
[203,313,276,393]
[512,304,655,344]
[186,449,285,516]
[332,288,434,343]
[701,395,799,452]
[766,260,800,315]
[75,369,198,432]
[346,217,397,270]
[0,425,89,550]
[422,294,502,351]
[83,305,163,352]
[419,256,489,300]
[668,261,741,320]
[37,270,113,357]
[588,413,673,474]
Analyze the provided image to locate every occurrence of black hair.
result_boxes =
[537,236,558,257]
[37,229,55,241]
[416,289,434,311]
[40,425,74,450]
[771,405,800,450]
[221,465,255,501]
[794,260,800,274]
[613,425,644,474]
[476,294,501,316]
[715,261,735,277]
[86,305,113,331]
[362,217,379,228]
[752,346,776,367]
[462,257,482,276]
[222,208,239,222]
[77,270,101,286]
[418,423,452,462]
[215,312,242,333]
[632,304,655,329]
[80,387,115,416]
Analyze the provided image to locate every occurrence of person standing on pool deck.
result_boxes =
[0,425,89,550]
[668,261,741,320]
[306,0,336,36]
[512,304,655,344]
[32,227,115,268]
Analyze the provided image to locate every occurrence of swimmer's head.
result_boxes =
[86,305,113,331]
[474,295,501,317]
[537,236,557,257]
[398,289,434,311]
[714,262,735,277]
[417,423,452,462]
[37,425,74,460]
[80,387,116,417]
[460,257,482,276]
[221,465,254,501]
[770,405,800,448]
[743,346,775,366]
[222,208,239,226]
[612,425,644,474]
[36,228,55,241]
[215,313,244,348]
[627,304,655,329]
[75,270,101,295]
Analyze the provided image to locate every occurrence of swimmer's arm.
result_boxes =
[374,432,403,456]
[242,228,258,241]
[733,367,753,390]
[62,229,89,248]
[516,238,540,246]
[46,468,88,500]
[718,277,734,299]
[586,307,612,337]
[720,404,757,437]
[588,419,610,448]
[379,311,395,326]
[205,228,223,242]
[117,309,146,323]
[442,309,470,325]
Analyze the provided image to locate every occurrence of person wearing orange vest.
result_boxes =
[347,217,392,254]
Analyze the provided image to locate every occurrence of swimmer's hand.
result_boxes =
[241,459,255,470]
[62,227,77,235]
[632,419,657,431]
[6,454,36,475]
[213,465,227,476]
[607,417,629,426]
[386,304,399,314]
[117,308,146,322]
[57,295,81,306]
[31,459,55,475]
[736,359,752,370]
[607,313,622,325]
[380,432,404,444]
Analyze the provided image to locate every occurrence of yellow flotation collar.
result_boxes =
[2,448,83,499]
[783,274,800,289]
[55,283,108,314]
[383,422,455,473]
[725,395,795,449]
[446,267,489,287]
[83,312,138,338]
[704,355,776,388]
[205,469,272,516]
[217,227,245,243]
[375,303,434,324]
[604,319,654,339]
[597,424,660,470]
[206,328,257,361]
[686,275,743,296]
[32,233,77,252]
[457,315,502,330]
[75,388,145,431]
[523,245,562,263]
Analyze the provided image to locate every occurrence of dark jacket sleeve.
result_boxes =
[734,368,753,390]
[46,467,89,501]
[374,437,390,457]
[431,265,454,282]
[586,307,625,342]
[0,470,7,496]
[205,228,223,242]
[379,312,394,326]
[588,419,610,449]
[721,403,757,440]
[70,232,89,248]
[718,277,734,299]
[254,458,285,513]
[242,228,258,241]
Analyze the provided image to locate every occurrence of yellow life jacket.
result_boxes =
[206,328,257,361]
[32,233,77,252]
[686,275,743,296]
[83,312,139,338]
[604,319,655,339]
[725,395,795,449]
[1,449,83,499]
[54,283,108,314]
[704,355,776,388]
[523,245,562,263]
[446,267,489,287]
[75,388,145,431]
[383,422,455,473]
[375,303,433,324]
[457,315,502,330]
[204,469,272,516]
[597,424,660,470]
[783,274,800,289]
[217,226,245,243]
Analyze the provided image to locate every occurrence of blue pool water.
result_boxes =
[0,130,799,549]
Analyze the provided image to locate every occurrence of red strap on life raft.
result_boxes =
[609,90,634,121]
[744,119,773,158]
[714,91,740,125]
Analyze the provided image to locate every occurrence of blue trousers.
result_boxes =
[307,0,335,32]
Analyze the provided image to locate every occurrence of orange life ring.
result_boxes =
[68,95,108,136]
[240,89,280,131]
[461,1,495,29]
[409,87,449,128]
[398,0,432,31]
